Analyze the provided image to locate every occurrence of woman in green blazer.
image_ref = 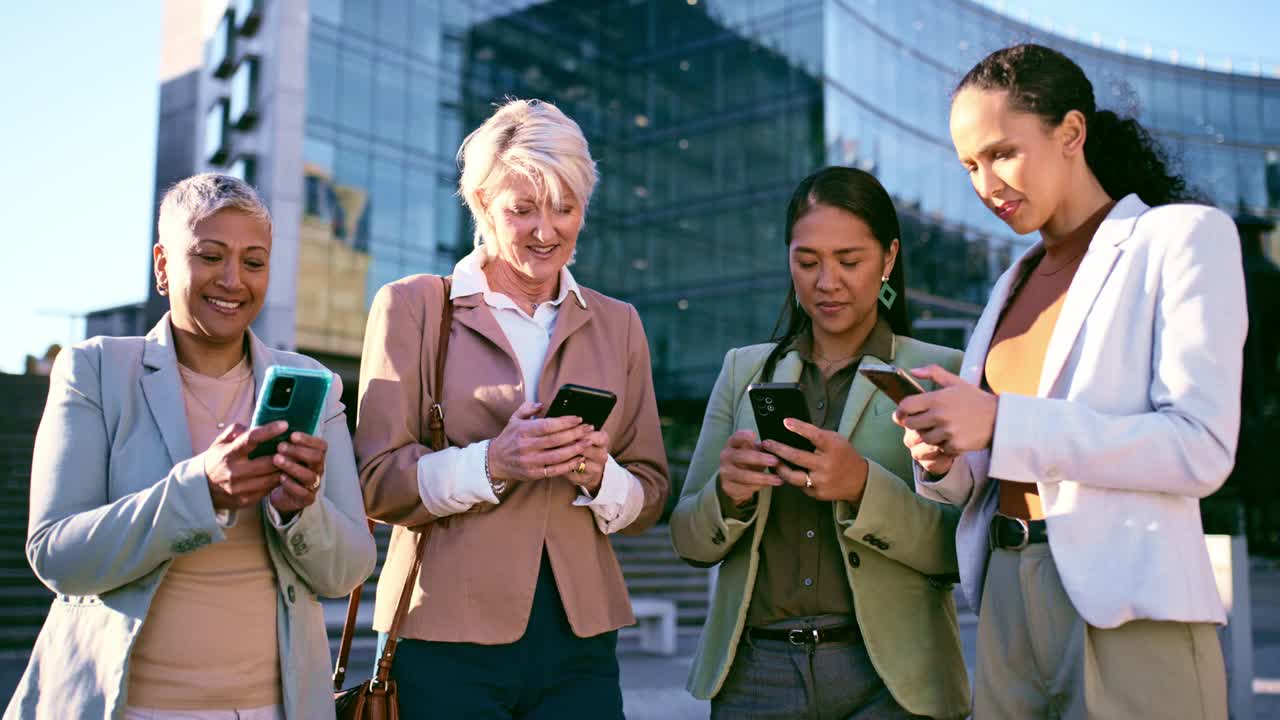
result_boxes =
[670,167,970,719]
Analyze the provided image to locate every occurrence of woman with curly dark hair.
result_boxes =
[895,44,1243,718]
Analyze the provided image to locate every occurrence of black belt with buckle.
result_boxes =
[747,624,861,646]
[989,514,1049,550]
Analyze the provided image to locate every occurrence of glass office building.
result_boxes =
[157,0,1280,467]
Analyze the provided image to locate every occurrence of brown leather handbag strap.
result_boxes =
[333,276,454,692]
[332,518,377,691]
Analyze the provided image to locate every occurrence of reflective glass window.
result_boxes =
[338,49,374,134]
[407,72,440,156]
[1261,93,1280,145]
[1232,87,1262,144]
[375,0,411,49]
[343,0,375,36]
[209,12,235,78]
[307,36,339,123]
[373,60,408,144]
[1205,80,1234,138]
[1238,149,1268,212]
[412,0,442,60]
[371,157,406,243]
[229,58,259,128]
[228,155,256,186]
[204,100,229,165]
[312,0,341,24]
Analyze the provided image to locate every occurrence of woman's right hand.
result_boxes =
[202,421,289,510]
[900,426,957,477]
[487,402,596,484]
[718,430,782,506]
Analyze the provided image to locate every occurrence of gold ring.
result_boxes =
[804,473,813,489]
[575,460,587,474]
[309,476,321,491]
[543,466,549,479]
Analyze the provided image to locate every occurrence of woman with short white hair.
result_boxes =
[8,173,376,719]
[354,99,670,718]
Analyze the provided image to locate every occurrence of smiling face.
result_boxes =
[789,204,897,343]
[482,173,582,285]
[154,208,271,345]
[950,87,1078,235]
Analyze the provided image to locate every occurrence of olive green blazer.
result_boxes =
[670,335,970,719]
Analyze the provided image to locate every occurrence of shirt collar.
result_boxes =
[449,247,587,311]
[786,315,896,365]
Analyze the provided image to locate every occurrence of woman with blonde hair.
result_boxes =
[8,173,376,719]
[354,99,670,719]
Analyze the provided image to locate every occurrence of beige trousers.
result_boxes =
[976,544,1226,720]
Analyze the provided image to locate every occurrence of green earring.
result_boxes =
[878,276,897,309]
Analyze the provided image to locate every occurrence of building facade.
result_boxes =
[139,0,1280,473]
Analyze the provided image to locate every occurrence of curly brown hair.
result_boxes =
[955,43,1195,207]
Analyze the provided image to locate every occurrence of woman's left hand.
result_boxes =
[269,431,328,519]
[761,419,869,503]
[567,429,610,495]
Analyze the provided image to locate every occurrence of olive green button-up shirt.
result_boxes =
[719,318,894,626]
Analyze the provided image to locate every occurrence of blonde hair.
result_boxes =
[158,173,271,246]
[457,99,598,251]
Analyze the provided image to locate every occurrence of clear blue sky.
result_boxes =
[0,0,1276,373]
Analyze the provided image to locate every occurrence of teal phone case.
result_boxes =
[248,365,333,459]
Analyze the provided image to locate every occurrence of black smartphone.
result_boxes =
[248,366,333,459]
[545,383,617,429]
[747,382,814,453]
[859,362,926,404]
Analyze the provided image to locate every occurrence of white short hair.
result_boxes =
[158,173,271,246]
[457,99,598,250]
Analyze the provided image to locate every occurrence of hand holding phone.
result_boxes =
[488,401,597,485]
[718,429,782,506]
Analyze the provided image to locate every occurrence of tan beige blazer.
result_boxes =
[354,274,670,643]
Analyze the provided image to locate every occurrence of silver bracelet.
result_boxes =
[484,441,507,495]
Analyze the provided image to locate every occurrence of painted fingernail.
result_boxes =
[274,454,286,464]
[291,432,303,442]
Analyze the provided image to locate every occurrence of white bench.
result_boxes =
[630,597,677,656]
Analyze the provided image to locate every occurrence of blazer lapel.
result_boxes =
[1036,195,1145,396]
[140,316,194,465]
[247,329,271,404]
[537,297,593,403]
[836,373,878,439]
[1036,244,1120,396]
[452,295,520,369]
[960,249,1036,385]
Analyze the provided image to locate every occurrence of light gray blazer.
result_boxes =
[5,316,376,720]
[917,194,1246,629]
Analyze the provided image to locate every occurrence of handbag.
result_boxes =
[333,276,454,720]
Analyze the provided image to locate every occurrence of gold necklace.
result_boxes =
[180,363,249,429]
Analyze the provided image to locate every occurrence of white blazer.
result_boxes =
[918,194,1246,628]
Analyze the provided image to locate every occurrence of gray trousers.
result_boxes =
[711,617,926,720]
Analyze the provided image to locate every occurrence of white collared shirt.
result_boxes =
[415,248,645,534]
